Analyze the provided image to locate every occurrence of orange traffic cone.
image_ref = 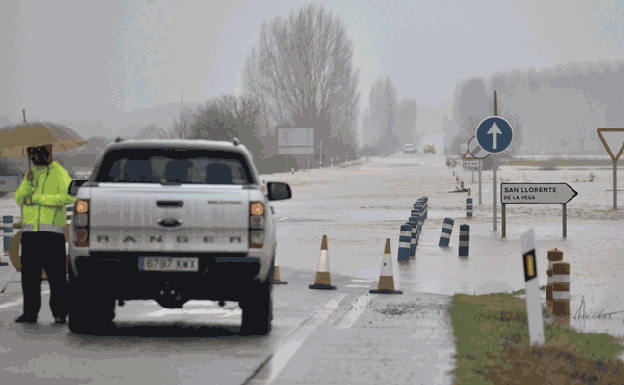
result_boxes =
[370,239,403,294]
[309,235,336,290]
[273,253,287,285]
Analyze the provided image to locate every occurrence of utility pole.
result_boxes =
[22,109,26,123]
[319,140,322,169]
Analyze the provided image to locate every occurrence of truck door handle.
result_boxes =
[157,201,183,208]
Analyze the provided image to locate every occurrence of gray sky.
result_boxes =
[2,0,623,130]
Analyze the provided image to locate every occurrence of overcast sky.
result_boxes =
[2,0,623,128]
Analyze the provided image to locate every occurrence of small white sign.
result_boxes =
[463,160,479,168]
[520,228,545,346]
[278,147,314,155]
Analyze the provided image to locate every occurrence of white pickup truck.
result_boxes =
[67,138,292,335]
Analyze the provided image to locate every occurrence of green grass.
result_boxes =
[451,290,624,384]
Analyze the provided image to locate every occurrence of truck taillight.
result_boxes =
[73,199,90,247]
[249,201,265,248]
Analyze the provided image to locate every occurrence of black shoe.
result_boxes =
[15,314,37,324]
[54,316,67,325]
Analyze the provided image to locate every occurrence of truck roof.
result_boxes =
[94,138,261,185]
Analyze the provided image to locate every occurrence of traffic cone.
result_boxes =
[309,235,336,290]
[370,239,403,294]
[273,253,287,285]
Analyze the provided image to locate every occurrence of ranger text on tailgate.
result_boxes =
[66,138,292,335]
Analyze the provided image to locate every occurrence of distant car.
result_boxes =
[403,144,417,154]
[424,144,436,154]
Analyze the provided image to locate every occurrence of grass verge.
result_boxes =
[451,289,624,384]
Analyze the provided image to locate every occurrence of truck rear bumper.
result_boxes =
[71,252,263,302]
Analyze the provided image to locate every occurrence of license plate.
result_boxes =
[139,257,199,272]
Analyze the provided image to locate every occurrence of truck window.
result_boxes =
[95,149,253,185]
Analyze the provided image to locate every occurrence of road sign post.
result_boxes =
[278,128,315,173]
[501,183,578,238]
[596,128,624,209]
[521,228,545,346]
[474,91,515,232]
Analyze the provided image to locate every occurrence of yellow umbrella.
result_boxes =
[0,121,87,157]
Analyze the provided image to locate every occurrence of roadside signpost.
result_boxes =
[468,137,486,205]
[475,92,515,231]
[520,228,545,346]
[463,152,478,183]
[597,128,624,209]
[501,183,578,238]
[278,128,314,173]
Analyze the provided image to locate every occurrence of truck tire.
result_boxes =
[68,273,116,335]
[241,262,274,335]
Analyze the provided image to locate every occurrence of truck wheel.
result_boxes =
[241,263,274,335]
[68,275,116,335]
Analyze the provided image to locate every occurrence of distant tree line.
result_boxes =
[444,59,624,165]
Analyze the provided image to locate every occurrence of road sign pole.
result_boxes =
[320,140,322,169]
[563,203,567,238]
[472,169,474,183]
[285,130,288,173]
[493,164,497,231]
[478,160,482,205]
[493,91,498,232]
[614,161,617,209]
[502,204,506,238]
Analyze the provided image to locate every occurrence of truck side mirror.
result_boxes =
[68,179,88,196]
[267,182,292,201]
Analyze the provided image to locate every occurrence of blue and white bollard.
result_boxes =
[66,205,73,224]
[419,197,428,220]
[417,199,426,221]
[413,204,423,230]
[459,224,469,257]
[439,217,454,247]
[398,224,412,261]
[466,198,473,218]
[408,217,419,245]
[3,215,14,257]
[406,220,417,256]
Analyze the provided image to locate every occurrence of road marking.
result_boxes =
[0,289,50,310]
[243,293,347,385]
[333,294,373,329]
[147,308,240,318]
[350,279,375,283]
[346,284,372,288]
[276,217,290,222]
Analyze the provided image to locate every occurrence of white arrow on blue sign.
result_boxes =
[476,116,514,154]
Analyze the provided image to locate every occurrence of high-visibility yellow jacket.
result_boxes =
[15,161,74,234]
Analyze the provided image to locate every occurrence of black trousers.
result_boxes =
[21,231,68,319]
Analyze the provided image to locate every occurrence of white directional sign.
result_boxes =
[463,160,479,168]
[501,183,578,205]
[460,143,468,155]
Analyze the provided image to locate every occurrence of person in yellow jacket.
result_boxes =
[14,144,74,324]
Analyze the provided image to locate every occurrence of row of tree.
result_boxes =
[139,4,418,173]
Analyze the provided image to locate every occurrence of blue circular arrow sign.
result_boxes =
[475,116,514,154]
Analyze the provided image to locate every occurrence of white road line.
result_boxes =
[333,293,373,329]
[264,293,347,384]
[350,279,375,283]
[276,217,290,222]
[0,289,50,310]
[346,284,372,288]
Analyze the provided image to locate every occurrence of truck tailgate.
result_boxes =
[88,184,250,252]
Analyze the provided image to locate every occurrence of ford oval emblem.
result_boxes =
[159,218,181,228]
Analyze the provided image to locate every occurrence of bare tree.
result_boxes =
[241,3,361,160]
